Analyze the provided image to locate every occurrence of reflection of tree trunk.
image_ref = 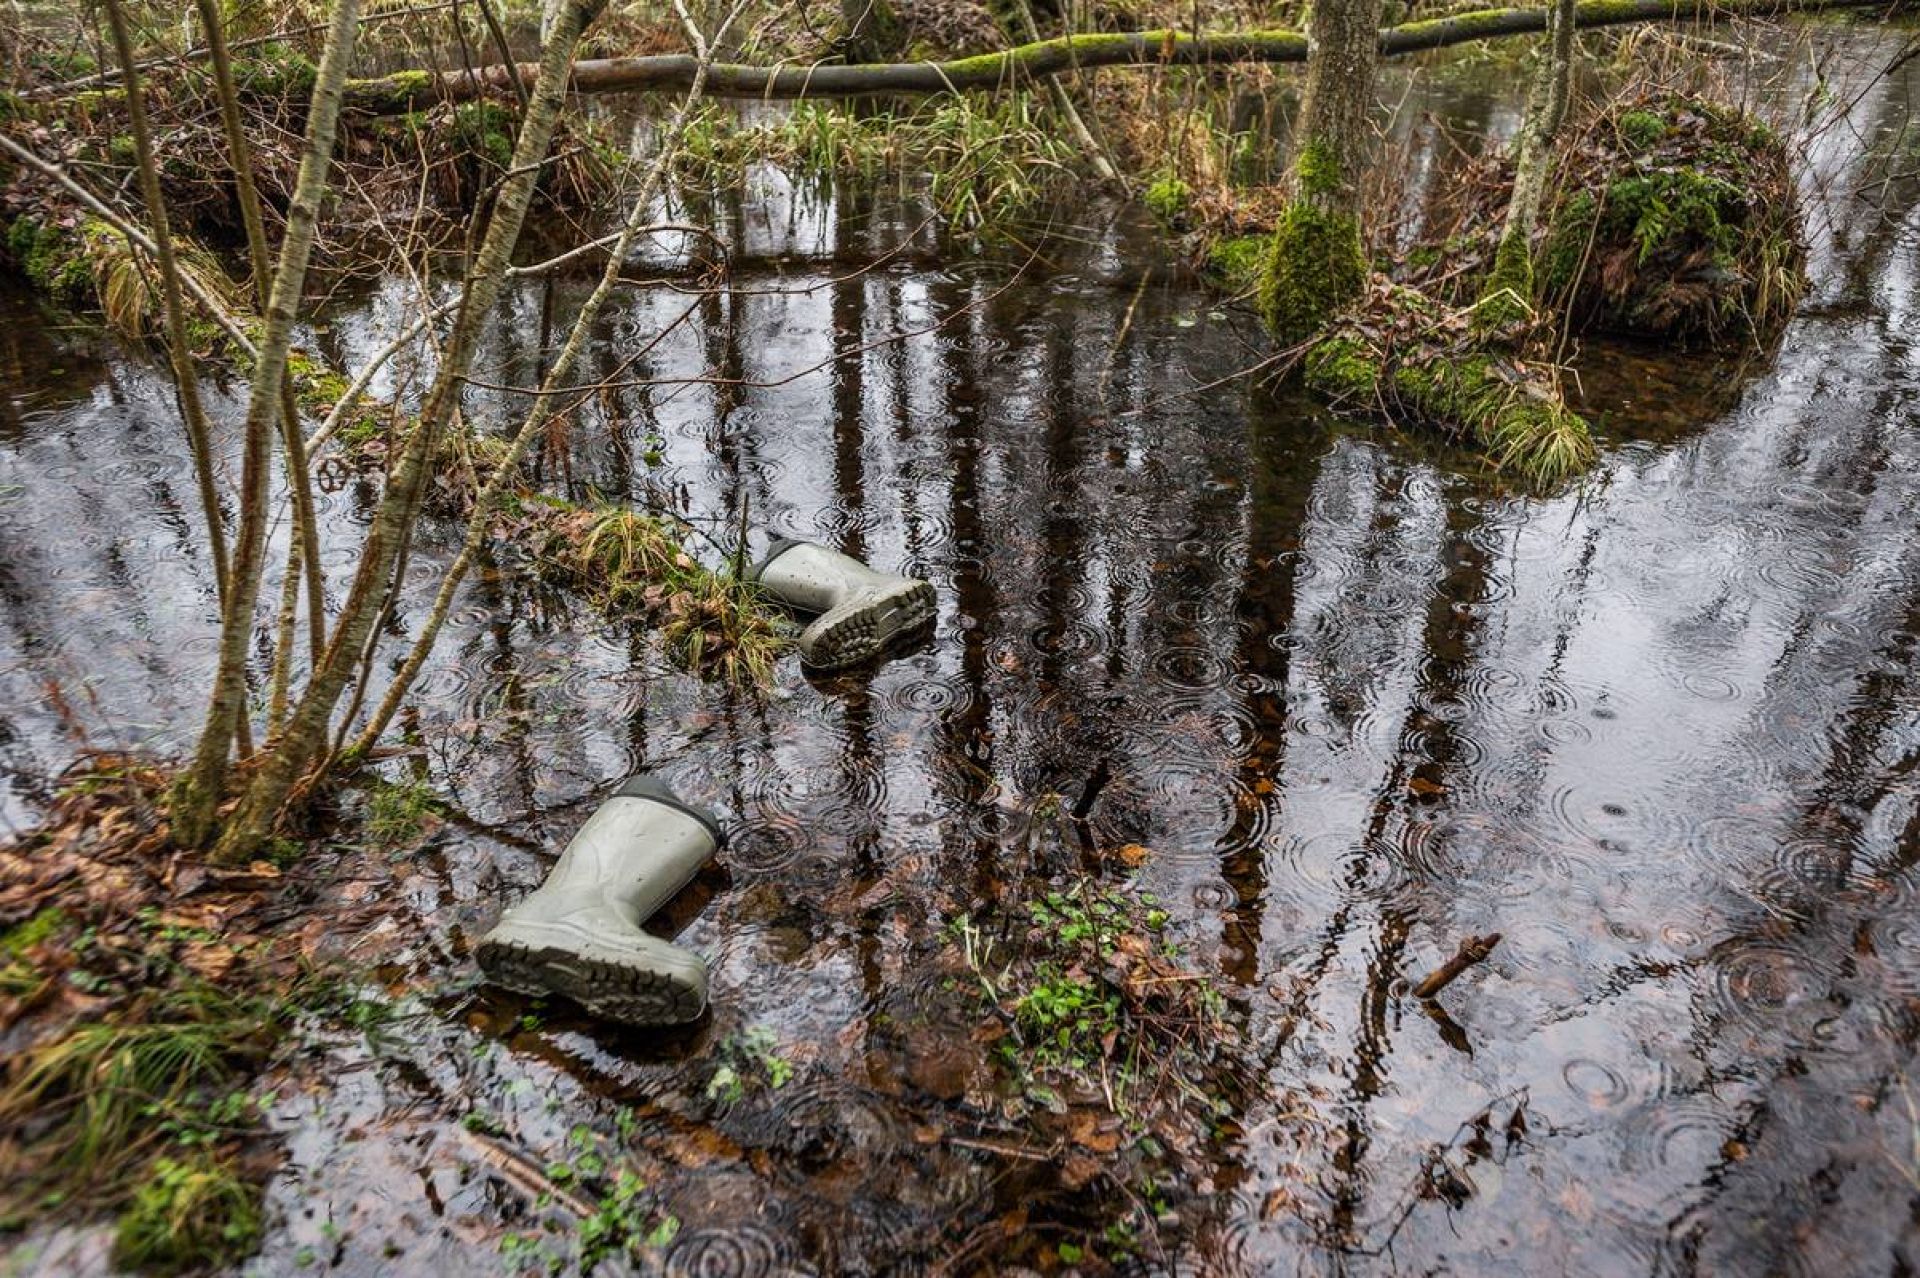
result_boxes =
[1325,494,1491,1241]
[1035,296,1082,697]
[1258,0,1382,341]
[1245,463,1493,1242]
[830,270,869,566]
[1476,0,1575,324]
[924,274,1000,901]
[1218,411,1328,988]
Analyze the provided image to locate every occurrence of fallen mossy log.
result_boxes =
[1304,281,1596,488]
[332,0,1896,114]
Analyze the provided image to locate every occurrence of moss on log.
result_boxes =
[334,0,1895,114]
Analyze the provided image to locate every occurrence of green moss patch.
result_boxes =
[1259,198,1367,342]
[1204,234,1269,294]
[1304,284,1595,488]
[1420,93,1805,345]
[1143,174,1192,226]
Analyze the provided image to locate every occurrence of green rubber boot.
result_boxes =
[748,537,936,671]
[475,776,722,1026]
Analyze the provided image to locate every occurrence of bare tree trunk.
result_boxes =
[101,0,230,605]
[1258,0,1385,341]
[211,0,609,864]
[1475,0,1576,328]
[194,0,327,701]
[171,0,364,850]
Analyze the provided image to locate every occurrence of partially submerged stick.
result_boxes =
[1413,932,1502,1000]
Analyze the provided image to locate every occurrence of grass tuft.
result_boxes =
[675,95,1080,240]
[0,980,278,1187]
[561,509,784,686]
[112,1153,263,1275]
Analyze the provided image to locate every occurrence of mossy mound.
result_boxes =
[1304,282,1595,488]
[1540,95,1803,342]
[1420,94,1804,345]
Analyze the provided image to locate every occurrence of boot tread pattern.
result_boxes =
[803,579,936,671]
[476,938,704,1025]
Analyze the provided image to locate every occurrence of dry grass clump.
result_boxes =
[554,507,786,686]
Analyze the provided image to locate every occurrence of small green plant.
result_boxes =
[1616,109,1668,149]
[112,1153,263,1274]
[577,1170,680,1269]
[496,1129,679,1274]
[1143,174,1192,225]
[363,777,442,848]
[1,906,67,956]
[1013,968,1120,1068]
[705,1026,796,1104]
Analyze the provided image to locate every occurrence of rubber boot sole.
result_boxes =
[798,579,937,671]
[476,921,708,1026]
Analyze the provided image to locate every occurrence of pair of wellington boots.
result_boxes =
[477,542,932,1026]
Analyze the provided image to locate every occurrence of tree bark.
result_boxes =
[102,0,231,607]
[1476,0,1577,327]
[336,0,1891,113]
[171,0,364,850]
[1258,0,1385,341]
[194,0,328,709]
[211,0,609,864]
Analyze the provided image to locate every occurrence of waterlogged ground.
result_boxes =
[6,24,1920,1277]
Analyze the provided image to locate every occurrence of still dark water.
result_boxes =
[5,23,1920,1278]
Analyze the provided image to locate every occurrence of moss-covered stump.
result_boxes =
[1421,93,1804,345]
[1305,282,1595,487]
[1259,196,1368,343]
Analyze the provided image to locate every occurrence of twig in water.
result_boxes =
[1412,932,1502,1000]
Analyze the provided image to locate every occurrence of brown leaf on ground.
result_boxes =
[1069,1110,1120,1153]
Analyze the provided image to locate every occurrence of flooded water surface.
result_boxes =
[4,25,1920,1278]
